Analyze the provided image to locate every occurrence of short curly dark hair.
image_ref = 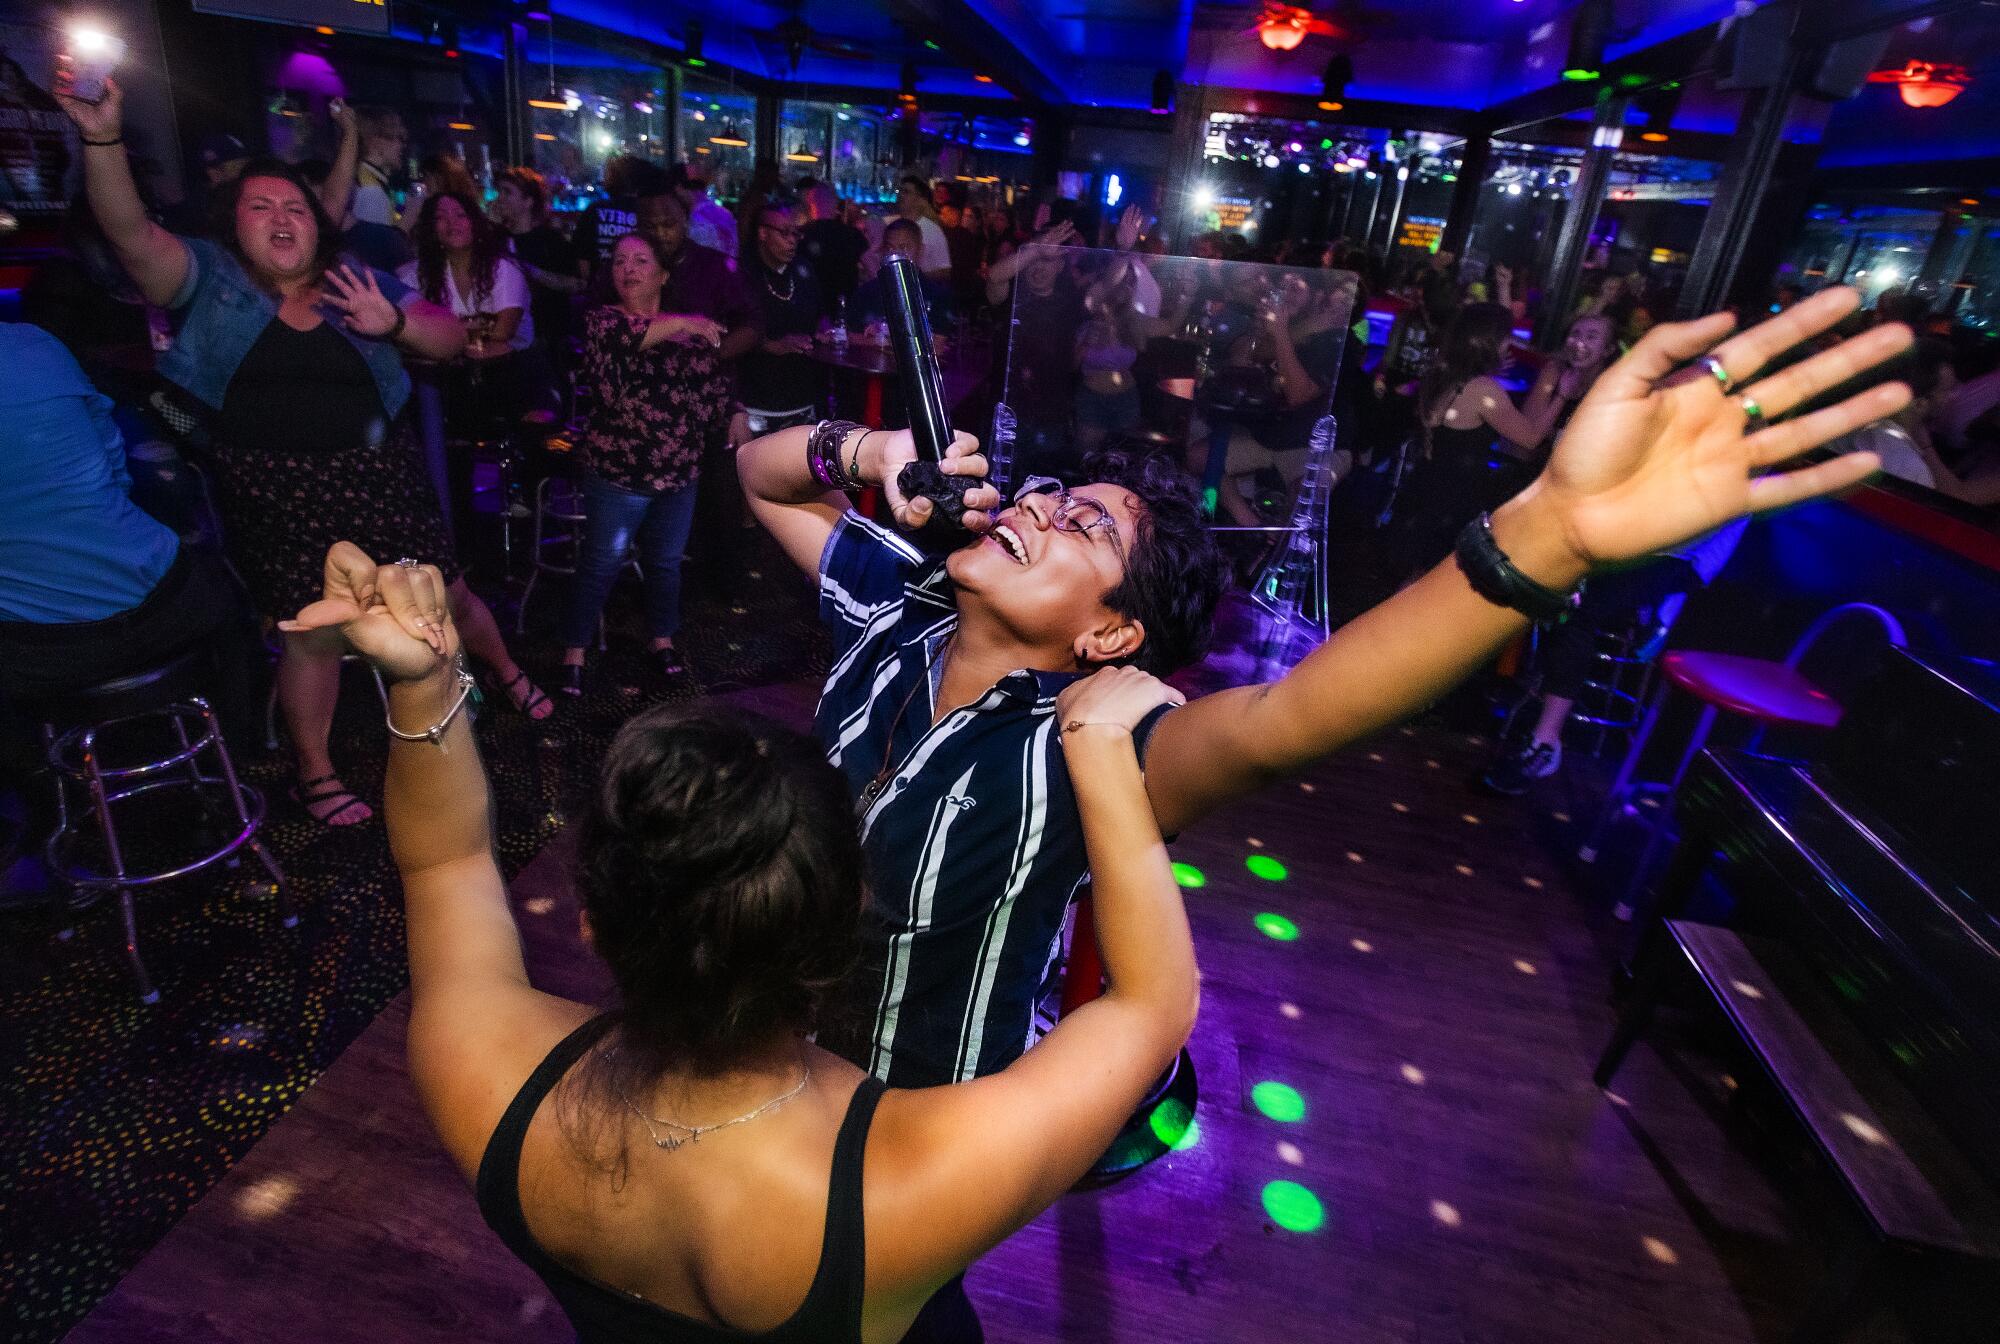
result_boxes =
[560,705,864,1173]
[1081,443,1230,675]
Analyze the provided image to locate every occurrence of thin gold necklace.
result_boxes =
[623,1058,811,1153]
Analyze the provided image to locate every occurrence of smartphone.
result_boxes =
[57,28,124,104]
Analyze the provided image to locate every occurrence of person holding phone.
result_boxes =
[283,541,1197,1344]
[58,80,552,829]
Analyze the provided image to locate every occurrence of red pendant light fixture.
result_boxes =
[1256,4,1339,51]
[1866,59,1972,108]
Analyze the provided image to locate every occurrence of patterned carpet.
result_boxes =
[0,535,830,1344]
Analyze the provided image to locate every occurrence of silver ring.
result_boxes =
[395,557,421,569]
[1738,395,1765,431]
[1698,355,1734,394]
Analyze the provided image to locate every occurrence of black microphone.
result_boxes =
[882,255,975,532]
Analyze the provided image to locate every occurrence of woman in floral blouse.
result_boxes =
[561,232,730,693]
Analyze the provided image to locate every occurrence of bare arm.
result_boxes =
[280,547,579,1176]
[1469,374,1564,452]
[466,308,524,360]
[738,423,1000,579]
[985,222,1076,305]
[397,294,469,362]
[318,101,359,226]
[866,671,1195,1308]
[56,81,188,307]
[1143,289,1917,837]
[1267,316,1325,411]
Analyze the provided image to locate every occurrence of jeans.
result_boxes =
[562,473,699,648]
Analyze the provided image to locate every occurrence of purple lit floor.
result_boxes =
[61,667,1833,1344]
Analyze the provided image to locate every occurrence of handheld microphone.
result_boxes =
[883,255,975,531]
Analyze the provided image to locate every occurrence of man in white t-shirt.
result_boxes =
[896,176,951,280]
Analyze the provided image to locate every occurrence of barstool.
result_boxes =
[1572,618,1667,758]
[516,474,640,646]
[38,648,290,1004]
[1578,602,1905,920]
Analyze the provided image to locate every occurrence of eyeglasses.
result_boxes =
[760,223,803,239]
[1013,476,1123,560]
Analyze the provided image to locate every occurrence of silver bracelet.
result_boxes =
[385,656,478,746]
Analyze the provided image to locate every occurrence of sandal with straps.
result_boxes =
[652,643,688,679]
[292,773,372,828]
[492,668,555,721]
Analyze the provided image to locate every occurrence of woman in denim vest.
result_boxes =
[62,82,551,828]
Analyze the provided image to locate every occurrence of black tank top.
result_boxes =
[474,1017,888,1344]
[218,318,386,454]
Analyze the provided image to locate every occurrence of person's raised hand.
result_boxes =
[323,265,403,338]
[1056,665,1186,737]
[1523,286,1912,571]
[329,97,357,138]
[279,542,459,683]
[1034,220,1079,249]
[870,428,1000,534]
[55,74,122,141]
[1114,204,1144,251]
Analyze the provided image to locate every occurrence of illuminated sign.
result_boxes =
[192,0,390,38]
[1214,197,1255,231]
[1397,215,1444,252]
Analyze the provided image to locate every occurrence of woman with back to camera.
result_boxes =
[283,535,1197,1343]
[60,81,551,830]
[1399,302,1567,576]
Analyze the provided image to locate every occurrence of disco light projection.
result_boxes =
[1251,1081,1306,1122]
[1148,1097,1200,1151]
[1245,854,1289,881]
[1261,1180,1326,1232]
[1253,912,1299,941]
[1171,862,1208,889]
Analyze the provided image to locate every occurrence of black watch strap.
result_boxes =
[1453,512,1579,624]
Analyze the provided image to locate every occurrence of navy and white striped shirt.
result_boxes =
[812,513,1167,1088]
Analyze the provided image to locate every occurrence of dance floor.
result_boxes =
[47,667,1833,1343]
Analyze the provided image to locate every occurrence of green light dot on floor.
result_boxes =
[1171,862,1207,889]
[1246,854,1289,881]
[1253,912,1299,941]
[1261,1180,1326,1232]
[1251,1080,1306,1122]
[1148,1098,1200,1151]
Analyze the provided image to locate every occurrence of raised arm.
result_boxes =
[281,545,579,1175]
[864,669,1197,1313]
[738,422,999,578]
[1143,287,1917,836]
[985,222,1075,306]
[1470,373,1565,453]
[56,81,188,307]
[318,100,359,226]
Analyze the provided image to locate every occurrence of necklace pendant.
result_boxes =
[653,1133,685,1151]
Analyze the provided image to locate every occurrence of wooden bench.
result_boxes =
[1596,919,2000,1342]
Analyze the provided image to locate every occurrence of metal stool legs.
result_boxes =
[48,696,289,1005]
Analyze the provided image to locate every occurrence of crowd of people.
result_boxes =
[0,73,1956,1344]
